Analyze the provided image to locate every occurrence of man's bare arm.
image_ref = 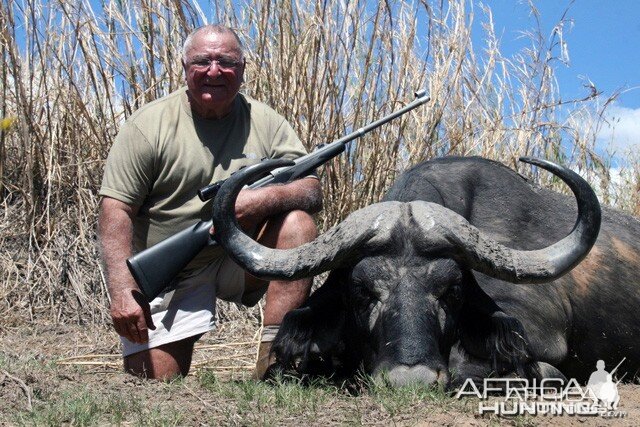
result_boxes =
[98,197,154,343]
[234,177,323,230]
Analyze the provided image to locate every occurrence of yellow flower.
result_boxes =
[0,116,17,131]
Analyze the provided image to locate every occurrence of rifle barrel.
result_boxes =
[332,92,430,146]
[610,357,626,375]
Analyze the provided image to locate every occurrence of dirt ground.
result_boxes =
[1,316,638,426]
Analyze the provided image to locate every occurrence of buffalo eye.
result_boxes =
[350,280,377,301]
[440,283,463,308]
[349,280,379,312]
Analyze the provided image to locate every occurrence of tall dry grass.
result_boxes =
[0,0,637,325]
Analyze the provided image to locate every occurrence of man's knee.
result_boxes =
[123,335,201,380]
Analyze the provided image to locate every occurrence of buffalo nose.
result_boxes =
[378,364,449,387]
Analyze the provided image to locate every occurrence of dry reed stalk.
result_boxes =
[0,0,637,326]
[195,341,258,350]
[55,361,121,367]
[57,354,122,360]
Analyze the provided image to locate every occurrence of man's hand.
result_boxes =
[98,197,157,343]
[110,289,155,343]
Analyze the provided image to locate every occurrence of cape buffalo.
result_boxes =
[212,156,639,388]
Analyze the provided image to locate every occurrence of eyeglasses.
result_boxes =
[188,58,243,71]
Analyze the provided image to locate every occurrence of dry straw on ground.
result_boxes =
[0,0,638,326]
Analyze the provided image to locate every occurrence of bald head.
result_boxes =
[182,24,244,63]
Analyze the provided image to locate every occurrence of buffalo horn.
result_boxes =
[415,157,602,283]
[212,159,399,280]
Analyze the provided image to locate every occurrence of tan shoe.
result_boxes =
[252,341,276,380]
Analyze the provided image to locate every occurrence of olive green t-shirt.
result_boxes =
[100,87,308,272]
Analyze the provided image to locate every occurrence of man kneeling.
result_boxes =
[97,24,321,380]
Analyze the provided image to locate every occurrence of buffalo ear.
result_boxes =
[271,269,348,375]
[458,273,532,375]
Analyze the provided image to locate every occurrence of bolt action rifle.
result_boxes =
[127,90,431,301]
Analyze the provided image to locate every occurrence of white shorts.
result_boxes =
[121,256,265,357]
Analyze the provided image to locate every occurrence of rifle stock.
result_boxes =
[127,220,212,299]
[127,90,430,301]
[127,165,291,301]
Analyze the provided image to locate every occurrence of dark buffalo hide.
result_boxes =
[212,156,639,388]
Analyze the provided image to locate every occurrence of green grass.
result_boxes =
[360,372,456,418]
[197,369,462,425]
[5,341,579,426]
[198,370,343,424]
[13,387,184,427]
[2,351,463,427]
[15,389,125,426]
